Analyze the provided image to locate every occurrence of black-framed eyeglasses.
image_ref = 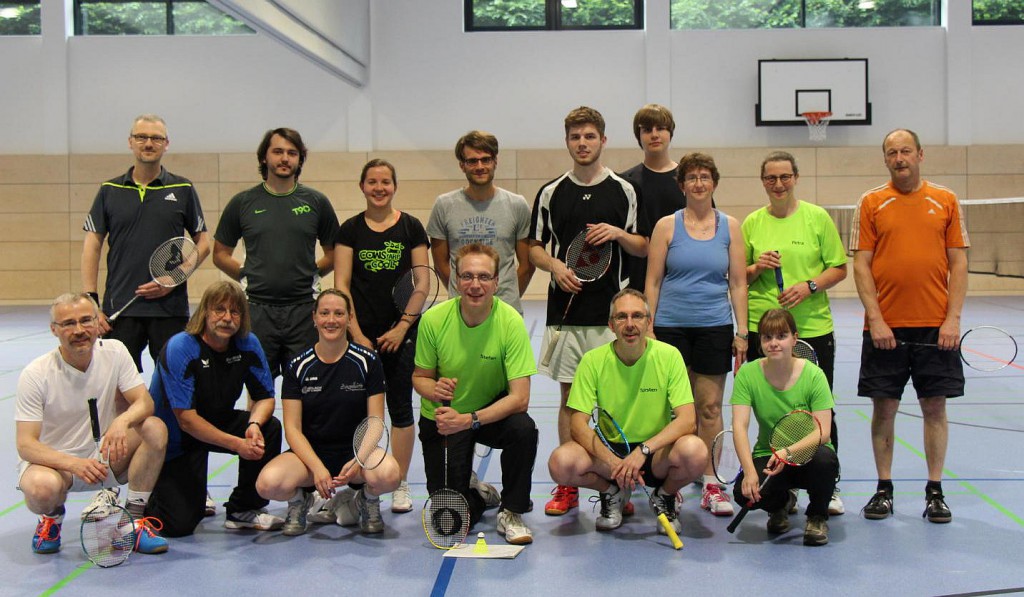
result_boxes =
[460,156,495,167]
[131,134,168,145]
[761,174,795,185]
[683,174,713,185]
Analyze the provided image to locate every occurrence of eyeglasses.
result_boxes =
[211,306,242,319]
[683,174,713,185]
[457,272,495,283]
[761,174,795,185]
[460,157,495,167]
[53,316,97,330]
[612,312,648,323]
[131,134,168,145]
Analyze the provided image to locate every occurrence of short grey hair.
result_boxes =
[50,292,99,323]
[608,288,651,320]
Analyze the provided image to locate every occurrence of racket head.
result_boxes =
[792,339,819,365]
[711,429,741,485]
[422,488,470,549]
[149,236,199,287]
[564,230,612,283]
[353,416,389,470]
[959,326,1018,372]
[80,505,134,568]
[591,407,630,458]
[769,409,822,466]
[392,265,441,317]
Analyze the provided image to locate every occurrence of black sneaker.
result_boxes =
[803,514,829,546]
[767,508,790,534]
[862,490,893,520]
[923,490,951,523]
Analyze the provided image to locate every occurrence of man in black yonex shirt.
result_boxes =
[529,106,649,516]
[146,281,282,537]
[82,114,210,372]
[213,127,340,377]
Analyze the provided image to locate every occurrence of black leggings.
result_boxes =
[732,448,839,517]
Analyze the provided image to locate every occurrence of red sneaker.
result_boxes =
[544,485,579,516]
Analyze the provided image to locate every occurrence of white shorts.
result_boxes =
[17,447,126,493]
[537,325,614,383]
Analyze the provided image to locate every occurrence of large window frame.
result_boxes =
[73,0,253,36]
[465,0,643,32]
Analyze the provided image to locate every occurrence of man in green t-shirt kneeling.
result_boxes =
[548,289,706,537]
[413,243,539,545]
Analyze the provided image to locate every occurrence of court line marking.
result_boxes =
[854,409,1023,528]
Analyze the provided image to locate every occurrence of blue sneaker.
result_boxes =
[32,516,62,554]
[131,517,168,554]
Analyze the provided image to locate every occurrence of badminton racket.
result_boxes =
[80,398,134,568]
[898,326,1017,372]
[540,230,613,367]
[423,399,470,549]
[108,236,199,322]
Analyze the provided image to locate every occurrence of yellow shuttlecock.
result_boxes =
[473,531,489,554]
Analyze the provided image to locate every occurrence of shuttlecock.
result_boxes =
[473,531,488,554]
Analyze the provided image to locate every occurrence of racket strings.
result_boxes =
[960,327,1018,371]
[564,232,612,282]
[81,507,134,567]
[770,412,820,465]
[149,238,198,285]
[792,340,818,364]
[393,266,440,316]
[712,431,741,484]
[353,417,389,469]
[424,489,470,548]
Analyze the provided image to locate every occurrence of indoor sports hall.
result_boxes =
[1,2,1022,596]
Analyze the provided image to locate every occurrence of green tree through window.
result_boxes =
[467,0,642,31]
[0,2,41,35]
[670,0,940,30]
[75,0,252,35]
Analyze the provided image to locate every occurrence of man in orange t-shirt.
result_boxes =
[851,129,968,525]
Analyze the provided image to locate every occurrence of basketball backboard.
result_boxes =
[756,58,871,126]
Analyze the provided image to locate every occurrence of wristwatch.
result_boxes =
[639,443,652,456]
[470,411,481,431]
[806,280,818,294]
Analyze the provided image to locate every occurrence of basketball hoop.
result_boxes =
[802,112,832,142]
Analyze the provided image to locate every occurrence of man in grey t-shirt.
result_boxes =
[427,131,534,313]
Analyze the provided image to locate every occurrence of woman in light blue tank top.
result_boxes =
[645,152,749,518]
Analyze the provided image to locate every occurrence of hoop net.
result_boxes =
[802,112,832,142]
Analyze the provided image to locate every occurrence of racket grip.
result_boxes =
[87,397,101,443]
[657,513,683,550]
[774,265,784,294]
[727,504,752,533]
[541,331,560,367]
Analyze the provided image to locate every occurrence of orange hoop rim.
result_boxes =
[801,111,833,125]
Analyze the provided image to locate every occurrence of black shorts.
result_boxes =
[747,331,836,391]
[361,323,417,428]
[249,301,318,377]
[858,328,965,399]
[607,442,662,488]
[106,315,188,372]
[654,324,733,376]
[288,445,355,476]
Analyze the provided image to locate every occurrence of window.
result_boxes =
[466,0,643,31]
[974,0,1024,25]
[670,0,940,30]
[74,0,253,35]
[0,1,40,35]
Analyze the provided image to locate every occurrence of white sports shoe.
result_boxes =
[829,488,846,515]
[307,488,357,524]
[224,508,284,531]
[391,480,413,513]
[84,487,120,517]
[496,509,533,545]
[594,485,628,531]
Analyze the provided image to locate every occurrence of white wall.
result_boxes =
[1,0,1022,154]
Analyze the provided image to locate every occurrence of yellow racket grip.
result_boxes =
[657,513,683,550]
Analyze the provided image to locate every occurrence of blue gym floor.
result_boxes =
[0,298,1021,597]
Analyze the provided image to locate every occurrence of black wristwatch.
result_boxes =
[639,443,652,456]
[806,280,818,294]
[470,411,481,431]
